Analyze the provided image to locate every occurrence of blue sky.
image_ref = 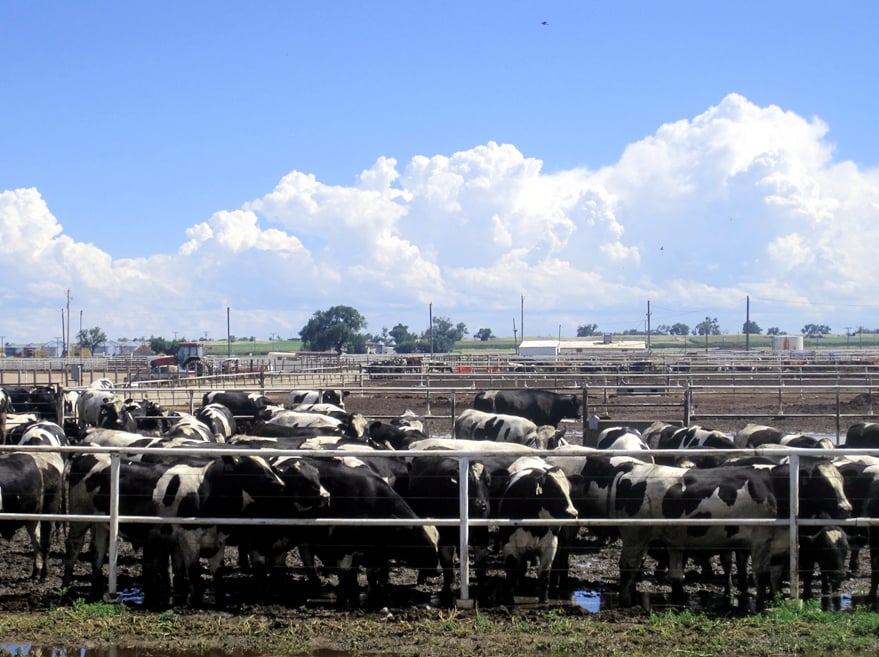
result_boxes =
[2,1,879,344]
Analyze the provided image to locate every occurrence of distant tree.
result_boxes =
[387,323,421,351]
[148,336,177,354]
[693,317,721,336]
[474,328,494,341]
[423,316,467,352]
[802,323,831,337]
[668,323,690,336]
[299,305,368,353]
[742,320,762,335]
[77,326,108,354]
[576,323,599,337]
[766,327,782,336]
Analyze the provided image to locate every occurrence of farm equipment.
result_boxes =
[149,341,212,376]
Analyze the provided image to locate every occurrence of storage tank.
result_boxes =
[772,335,804,351]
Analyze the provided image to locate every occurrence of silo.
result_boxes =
[772,335,804,351]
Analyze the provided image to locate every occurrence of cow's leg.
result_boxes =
[62,521,91,593]
[502,553,525,604]
[297,542,324,595]
[89,524,110,601]
[735,549,751,609]
[141,539,172,610]
[431,543,456,604]
[205,541,229,609]
[618,531,649,607]
[718,550,733,601]
[667,548,687,605]
[25,521,42,579]
[550,526,575,594]
[335,553,360,609]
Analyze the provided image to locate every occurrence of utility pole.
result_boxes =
[66,289,71,359]
[227,307,232,357]
[646,300,652,351]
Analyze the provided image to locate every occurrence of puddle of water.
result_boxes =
[573,589,602,613]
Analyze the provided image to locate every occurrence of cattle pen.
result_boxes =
[1,350,879,620]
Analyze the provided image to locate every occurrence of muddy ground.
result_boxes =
[0,386,874,654]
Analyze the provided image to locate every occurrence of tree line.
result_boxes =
[71,308,875,358]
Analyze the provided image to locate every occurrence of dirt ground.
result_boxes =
[0,385,874,654]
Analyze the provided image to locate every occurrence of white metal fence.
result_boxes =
[2,442,874,608]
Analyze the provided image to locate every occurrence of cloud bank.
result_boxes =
[3,93,878,344]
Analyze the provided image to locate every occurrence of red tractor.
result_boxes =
[149,341,212,376]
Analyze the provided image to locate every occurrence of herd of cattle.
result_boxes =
[1,381,879,613]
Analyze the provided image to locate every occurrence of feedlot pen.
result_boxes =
[2,351,879,612]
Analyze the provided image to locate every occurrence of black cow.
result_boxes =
[63,451,286,607]
[294,455,439,608]
[3,385,60,423]
[406,454,491,603]
[800,525,849,610]
[473,389,580,427]
[124,397,170,434]
[845,422,879,448]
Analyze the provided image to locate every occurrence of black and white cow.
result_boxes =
[368,419,427,450]
[454,408,567,449]
[288,389,348,409]
[0,388,10,440]
[164,414,218,442]
[473,389,580,427]
[0,423,66,579]
[654,425,736,468]
[76,388,137,436]
[202,390,275,431]
[63,451,286,607]
[195,403,238,443]
[263,409,369,441]
[735,423,785,448]
[596,426,653,462]
[575,455,851,608]
[495,455,579,603]
[288,403,349,421]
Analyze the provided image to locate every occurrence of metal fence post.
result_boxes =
[108,451,121,599]
[456,455,473,608]
[788,453,800,606]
